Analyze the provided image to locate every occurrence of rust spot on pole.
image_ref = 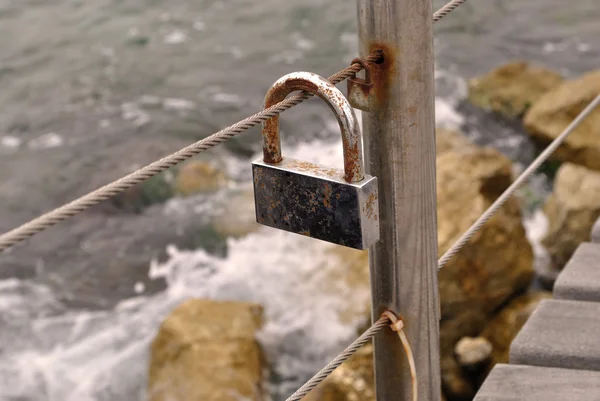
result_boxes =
[368,43,395,109]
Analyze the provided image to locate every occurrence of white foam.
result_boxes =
[524,208,550,260]
[1,135,22,150]
[164,30,188,44]
[27,133,64,150]
[162,98,196,111]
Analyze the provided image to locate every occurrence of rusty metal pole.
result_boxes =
[356,0,441,400]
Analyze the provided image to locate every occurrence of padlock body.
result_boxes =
[252,157,379,249]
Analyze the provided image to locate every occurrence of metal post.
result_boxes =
[357,1,441,401]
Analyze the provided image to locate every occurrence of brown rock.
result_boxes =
[440,310,488,401]
[437,128,476,155]
[148,299,265,401]
[303,344,375,401]
[542,163,600,269]
[437,146,534,321]
[481,292,551,367]
[174,161,228,196]
[524,70,600,170]
[468,61,563,118]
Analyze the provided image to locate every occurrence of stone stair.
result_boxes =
[474,217,600,401]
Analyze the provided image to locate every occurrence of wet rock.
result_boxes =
[148,299,265,401]
[468,61,563,119]
[541,163,600,270]
[524,70,600,170]
[174,161,229,196]
[480,292,551,369]
[455,337,492,368]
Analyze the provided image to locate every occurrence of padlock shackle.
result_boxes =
[262,72,365,183]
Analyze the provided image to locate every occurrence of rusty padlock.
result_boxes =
[252,71,380,250]
[347,58,374,111]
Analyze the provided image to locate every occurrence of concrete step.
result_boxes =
[510,299,600,371]
[474,364,600,401]
[554,243,600,302]
[593,217,600,243]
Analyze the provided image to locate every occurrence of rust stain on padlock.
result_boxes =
[343,141,361,183]
[365,192,378,221]
[284,159,342,180]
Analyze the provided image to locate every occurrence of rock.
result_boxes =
[303,344,375,401]
[541,163,600,270]
[148,299,265,401]
[455,337,493,368]
[174,161,229,196]
[437,128,476,155]
[212,185,262,238]
[436,144,534,397]
[592,217,600,243]
[109,171,175,213]
[468,61,563,118]
[304,343,453,401]
[440,310,488,401]
[437,145,534,321]
[524,70,600,170]
[480,292,551,368]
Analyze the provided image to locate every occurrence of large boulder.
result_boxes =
[541,163,600,270]
[437,144,534,321]
[468,61,563,118]
[524,70,600,170]
[148,299,266,401]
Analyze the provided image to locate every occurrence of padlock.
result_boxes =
[252,71,380,250]
[347,58,374,112]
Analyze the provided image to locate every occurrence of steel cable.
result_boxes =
[0,54,380,252]
[433,0,468,22]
